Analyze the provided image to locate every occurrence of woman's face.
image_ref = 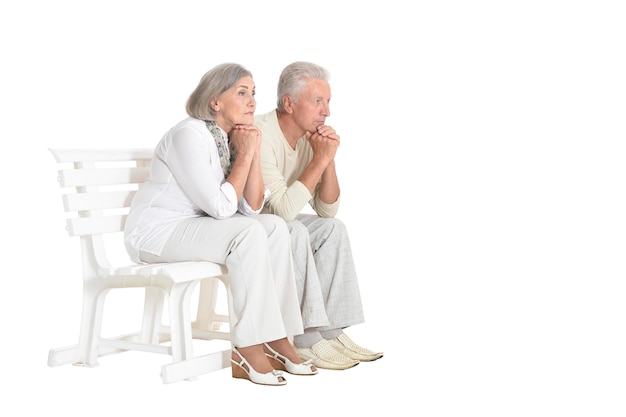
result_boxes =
[214,76,256,132]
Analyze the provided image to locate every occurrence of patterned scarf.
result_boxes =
[206,120,231,177]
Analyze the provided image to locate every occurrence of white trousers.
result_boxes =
[140,213,303,347]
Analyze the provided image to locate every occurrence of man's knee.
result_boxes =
[314,217,348,239]
[288,220,312,246]
[325,217,347,233]
[288,219,308,235]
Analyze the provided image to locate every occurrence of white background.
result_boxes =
[1,1,625,415]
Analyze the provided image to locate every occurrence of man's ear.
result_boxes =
[282,95,294,113]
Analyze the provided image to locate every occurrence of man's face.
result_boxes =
[292,78,331,133]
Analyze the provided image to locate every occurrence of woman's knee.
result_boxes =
[258,214,290,237]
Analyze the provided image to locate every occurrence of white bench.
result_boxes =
[48,148,232,383]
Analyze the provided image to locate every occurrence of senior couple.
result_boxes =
[123,61,382,386]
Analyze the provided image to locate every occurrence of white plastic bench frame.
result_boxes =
[48,148,232,383]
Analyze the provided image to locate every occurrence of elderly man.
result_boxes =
[255,61,383,370]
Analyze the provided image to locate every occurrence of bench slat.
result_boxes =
[66,215,126,236]
[57,167,150,188]
[62,190,137,212]
[50,148,153,163]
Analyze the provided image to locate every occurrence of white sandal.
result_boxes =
[231,346,287,386]
[264,343,318,375]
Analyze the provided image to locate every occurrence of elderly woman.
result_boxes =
[124,63,317,386]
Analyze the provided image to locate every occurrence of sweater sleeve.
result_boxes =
[260,141,312,221]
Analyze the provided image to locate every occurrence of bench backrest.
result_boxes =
[49,148,153,273]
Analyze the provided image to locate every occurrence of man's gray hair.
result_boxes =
[276,61,330,113]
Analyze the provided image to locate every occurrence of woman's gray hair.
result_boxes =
[186,63,253,120]
[276,61,330,113]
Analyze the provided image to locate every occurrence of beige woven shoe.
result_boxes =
[295,339,359,370]
[327,334,384,362]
